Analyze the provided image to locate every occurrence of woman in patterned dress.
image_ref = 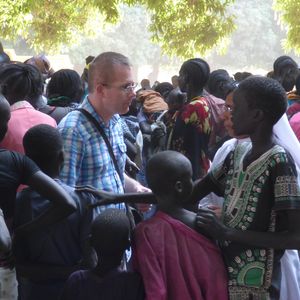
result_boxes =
[168,58,211,180]
[194,76,300,300]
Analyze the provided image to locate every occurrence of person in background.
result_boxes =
[168,58,211,180]
[45,69,84,123]
[0,63,56,154]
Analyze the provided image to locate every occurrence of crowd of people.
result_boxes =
[0,43,300,300]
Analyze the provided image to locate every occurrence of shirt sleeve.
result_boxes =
[272,152,300,211]
[58,126,85,187]
[11,152,40,184]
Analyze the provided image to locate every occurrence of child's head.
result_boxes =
[166,89,186,112]
[232,76,287,136]
[23,124,63,176]
[146,151,193,204]
[0,94,10,142]
[90,209,130,262]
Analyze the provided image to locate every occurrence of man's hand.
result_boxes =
[196,208,228,240]
[124,174,152,212]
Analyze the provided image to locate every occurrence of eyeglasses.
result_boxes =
[101,82,138,93]
[225,105,233,112]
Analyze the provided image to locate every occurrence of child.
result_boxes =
[15,124,96,300]
[194,76,300,299]
[61,208,145,300]
[133,150,228,300]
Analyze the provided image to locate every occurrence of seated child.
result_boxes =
[14,124,95,300]
[133,150,228,300]
[61,208,145,300]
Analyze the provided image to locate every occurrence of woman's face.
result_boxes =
[222,91,248,139]
[222,91,235,137]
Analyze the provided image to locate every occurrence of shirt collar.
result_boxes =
[10,101,33,111]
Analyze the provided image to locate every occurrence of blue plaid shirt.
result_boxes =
[58,97,126,200]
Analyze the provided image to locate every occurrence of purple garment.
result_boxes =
[61,268,145,300]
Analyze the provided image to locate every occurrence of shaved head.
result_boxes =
[146,151,193,198]
[88,52,131,92]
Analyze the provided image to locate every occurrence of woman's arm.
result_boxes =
[196,208,300,250]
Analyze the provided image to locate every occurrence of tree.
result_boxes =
[206,0,290,72]
[273,0,300,55]
[0,0,235,58]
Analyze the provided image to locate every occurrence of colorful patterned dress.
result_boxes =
[210,142,300,300]
[168,96,211,179]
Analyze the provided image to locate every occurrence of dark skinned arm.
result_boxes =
[14,171,76,236]
[188,174,223,204]
[196,208,300,250]
[75,186,157,208]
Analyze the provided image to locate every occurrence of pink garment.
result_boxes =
[290,112,300,141]
[133,211,228,300]
[0,101,57,154]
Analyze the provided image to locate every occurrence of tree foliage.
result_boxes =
[273,0,300,55]
[207,0,289,72]
[0,0,235,58]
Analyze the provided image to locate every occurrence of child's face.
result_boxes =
[179,167,194,202]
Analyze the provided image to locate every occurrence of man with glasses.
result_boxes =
[58,52,148,212]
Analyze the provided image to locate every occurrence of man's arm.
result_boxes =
[196,208,300,249]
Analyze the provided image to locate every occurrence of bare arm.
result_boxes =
[188,175,223,204]
[14,171,76,236]
[75,185,157,208]
[197,208,300,250]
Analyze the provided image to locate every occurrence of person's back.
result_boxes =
[169,58,212,179]
[133,151,228,300]
[44,69,84,123]
[0,63,56,154]
[62,209,145,300]
[15,125,94,300]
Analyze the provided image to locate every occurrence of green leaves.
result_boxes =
[274,0,300,54]
[0,0,236,56]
